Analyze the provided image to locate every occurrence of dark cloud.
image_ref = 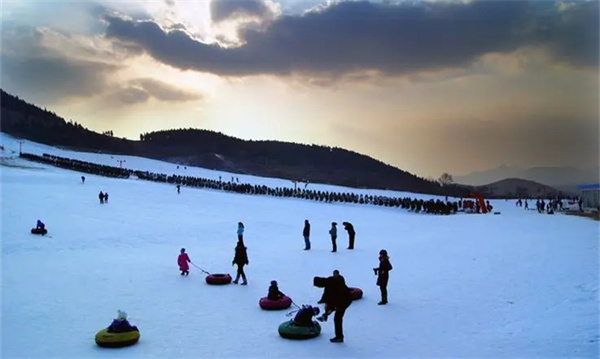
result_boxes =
[210,0,273,23]
[1,28,118,104]
[104,1,598,77]
[533,1,599,67]
[110,78,202,105]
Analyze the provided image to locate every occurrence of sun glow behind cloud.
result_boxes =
[1,0,597,177]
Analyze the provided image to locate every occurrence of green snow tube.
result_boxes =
[278,320,321,340]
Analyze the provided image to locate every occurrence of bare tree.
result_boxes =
[438,173,454,186]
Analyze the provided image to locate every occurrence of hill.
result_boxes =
[0,89,462,196]
[475,178,561,198]
[456,164,598,192]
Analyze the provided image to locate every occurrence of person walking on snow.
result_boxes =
[237,222,244,242]
[98,191,104,204]
[232,239,249,285]
[303,219,311,250]
[373,249,393,305]
[177,248,191,276]
[329,222,337,252]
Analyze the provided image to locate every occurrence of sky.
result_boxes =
[0,0,598,178]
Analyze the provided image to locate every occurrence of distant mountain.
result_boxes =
[475,178,562,198]
[456,165,599,191]
[0,89,463,196]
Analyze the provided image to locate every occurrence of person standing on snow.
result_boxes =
[342,222,355,249]
[329,222,337,252]
[99,191,104,204]
[178,248,191,276]
[232,239,249,285]
[303,219,311,250]
[314,270,352,343]
[373,249,393,305]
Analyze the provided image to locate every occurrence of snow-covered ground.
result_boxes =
[1,132,598,358]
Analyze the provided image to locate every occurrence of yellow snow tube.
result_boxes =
[95,328,140,348]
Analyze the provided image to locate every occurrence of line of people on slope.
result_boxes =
[303,220,355,252]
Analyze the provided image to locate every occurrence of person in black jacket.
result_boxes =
[329,222,337,252]
[293,305,320,327]
[314,270,352,343]
[232,239,249,285]
[303,219,311,250]
[267,280,285,300]
[342,222,355,249]
[373,249,393,305]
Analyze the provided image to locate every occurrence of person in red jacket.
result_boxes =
[178,248,191,276]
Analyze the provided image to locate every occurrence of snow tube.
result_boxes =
[259,296,292,310]
[349,287,363,300]
[31,228,47,235]
[278,320,321,340]
[205,273,232,285]
[95,328,140,348]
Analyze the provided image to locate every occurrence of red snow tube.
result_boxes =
[205,273,232,285]
[31,228,47,235]
[259,296,293,310]
[349,287,363,300]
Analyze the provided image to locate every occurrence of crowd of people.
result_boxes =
[21,152,471,216]
[174,220,393,344]
[20,152,130,178]
[515,198,578,213]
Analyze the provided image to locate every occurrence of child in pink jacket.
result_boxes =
[178,248,191,276]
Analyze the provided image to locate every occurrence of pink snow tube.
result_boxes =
[259,296,293,310]
[349,287,363,300]
[205,273,232,285]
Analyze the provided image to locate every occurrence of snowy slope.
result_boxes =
[1,132,598,359]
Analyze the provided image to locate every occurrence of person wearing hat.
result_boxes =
[267,280,285,300]
[329,222,337,252]
[373,249,393,305]
[107,310,138,333]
